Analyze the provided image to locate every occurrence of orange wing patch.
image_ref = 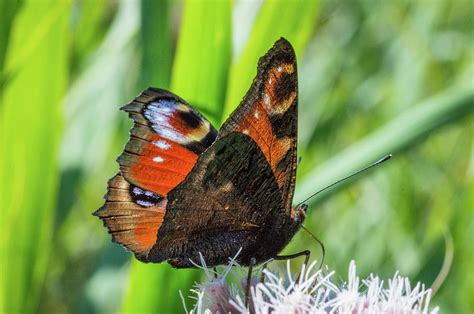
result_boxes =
[118,88,218,197]
[231,61,297,188]
[233,102,294,182]
[234,103,272,160]
[94,174,166,261]
[118,129,198,196]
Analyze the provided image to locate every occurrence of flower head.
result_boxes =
[184,257,439,314]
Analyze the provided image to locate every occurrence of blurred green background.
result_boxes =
[0,0,472,313]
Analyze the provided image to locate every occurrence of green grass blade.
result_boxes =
[0,0,70,312]
[54,2,139,311]
[70,0,113,72]
[222,0,321,118]
[0,0,21,74]
[295,86,474,206]
[170,0,232,125]
[121,1,231,313]
[60,0,138,172]
[139,0,172,89]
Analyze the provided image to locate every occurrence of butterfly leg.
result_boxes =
[274,250,311,282]
[245,257,256,308]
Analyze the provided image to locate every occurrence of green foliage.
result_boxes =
[0,0,21,72]
[295,86,474,205]
[0,0,70,312]
[139,0,172,89]
[0,0,472,313]
[223,0,320,118]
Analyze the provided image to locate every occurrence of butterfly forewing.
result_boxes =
[95,88,218,261]
[219,38,298,213]
[118,88,218,196]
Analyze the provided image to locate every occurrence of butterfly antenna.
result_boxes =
[297,154,392,207]
[301,225,325,269]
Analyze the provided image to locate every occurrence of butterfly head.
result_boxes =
[290,203,307,225]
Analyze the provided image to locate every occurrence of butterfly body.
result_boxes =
[94,38,304,267]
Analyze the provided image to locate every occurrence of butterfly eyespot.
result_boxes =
[177,109,202,129]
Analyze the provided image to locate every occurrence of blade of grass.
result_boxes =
[0,0,70,312]
[222,0,321,118]
[1,1,70,84]
[295,86,474,206]
[139,0,172,89]
[170,0,232,125]
[60,0,138,172]
[121,1,231,313]
[70,0,114,73]
[49,2,139,312]
[0,0,21,74]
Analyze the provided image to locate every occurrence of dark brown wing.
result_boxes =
[147,132,286,267]
[94,88,218,261]
[219,38,298,213]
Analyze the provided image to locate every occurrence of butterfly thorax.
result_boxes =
[234,204,306,266]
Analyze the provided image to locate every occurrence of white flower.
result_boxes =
[184,258,439,314]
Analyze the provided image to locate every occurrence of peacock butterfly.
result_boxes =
[94,38,307,268]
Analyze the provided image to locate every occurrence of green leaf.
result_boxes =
[170,0,232,125]
[139,0,173,89]
[0,0,21,74]
[0,0,70,312]
[121,1,232,313]
[70,0,114,72]
[222,0,321,118]
[295,86,474,206]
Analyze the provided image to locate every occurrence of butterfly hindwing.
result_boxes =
[93,174,166,261]
[219,38,298,213]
